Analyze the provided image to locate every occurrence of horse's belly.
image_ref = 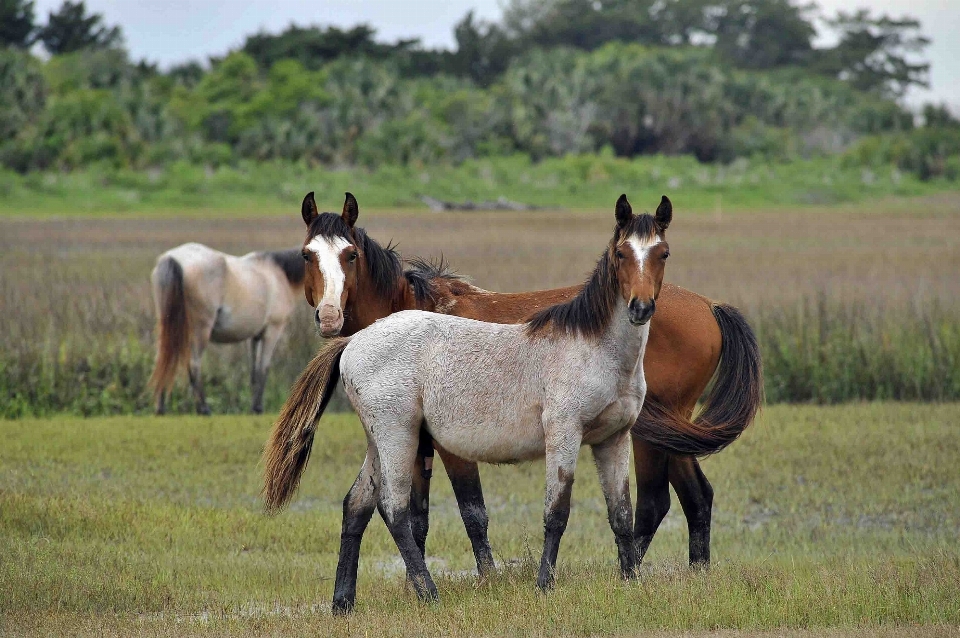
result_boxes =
[426,403,546,464]
[209,304,267,342]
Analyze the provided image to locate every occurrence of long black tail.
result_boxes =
[633,303,763,456]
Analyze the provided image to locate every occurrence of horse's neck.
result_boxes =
[343,274,412,335]
[599,299,650,382]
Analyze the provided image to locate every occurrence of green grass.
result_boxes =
[1,154,956,217]
[1,404,958,636]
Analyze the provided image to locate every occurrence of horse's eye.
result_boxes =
[348,251,358,263]
[615,250,624,259]
[662,251,670,260]
[301,251,310,262]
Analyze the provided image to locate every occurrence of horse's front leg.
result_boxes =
[538,426,581,591]
[333,448,380,615]
[592,428,637,578]
[632,439,671,563]
[436,447,496,576]
[250,324,283,415]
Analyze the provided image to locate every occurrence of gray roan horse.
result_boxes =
[262,195,671,611]
[149,243,305,414]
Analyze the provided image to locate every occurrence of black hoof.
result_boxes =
[251,405,264,415]
[332,598,354,615]
[536,575,555,592]
[197,404,212,416]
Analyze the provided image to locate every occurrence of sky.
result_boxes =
[32,0,960,109]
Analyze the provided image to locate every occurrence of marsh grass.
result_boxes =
[1,404,958,635]
[2,196,959,416]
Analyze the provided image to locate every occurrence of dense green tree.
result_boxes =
[0,0,36,47]
[0,48,46,140]
[37,1,122,55]
[448,11,518,86]
[815,10,929,98]
[709,0,816,69]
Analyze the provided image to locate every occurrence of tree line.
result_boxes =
[1,0,957,177]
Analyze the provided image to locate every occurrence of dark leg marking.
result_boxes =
[670,456,714,568]
[537,468,574,591]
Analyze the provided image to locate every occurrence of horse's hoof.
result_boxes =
[536,576,555,592]
[197,405,212,416]
[251,405,264,415]
[331,598,354,615]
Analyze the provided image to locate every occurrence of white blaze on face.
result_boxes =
[626,235,663,275]
[306,236,352,308]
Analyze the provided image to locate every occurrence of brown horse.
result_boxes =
[287,192,761,573]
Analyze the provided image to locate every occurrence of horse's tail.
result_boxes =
[633,303,763,457]
[148,256,190,401]
[262,337,351,513]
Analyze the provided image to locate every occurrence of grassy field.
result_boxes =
[2,192,959,416]
[1,403,958,636]
[1,155,957,218]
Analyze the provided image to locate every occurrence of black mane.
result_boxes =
[403,255,463,305]
[306,212,403,300]
[526,250,619,339]
[526,213,661,338]
[263,248,306,285]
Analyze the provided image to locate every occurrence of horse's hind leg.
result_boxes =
[632,439,671,564]
[332,449,381,615]
[592,428,638,578]
[438,449,495,576]
[375,420,438,603]
[537,425,581,591]
[669,456,714,568]
[410,427,433,560]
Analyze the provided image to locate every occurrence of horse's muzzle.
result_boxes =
[315,305,344,337]
[628,298,655,326]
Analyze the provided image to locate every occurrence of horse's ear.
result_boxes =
[342,192,359,228]
[615,194,633,228]
[655,195,672,234]
[301,192,319,226]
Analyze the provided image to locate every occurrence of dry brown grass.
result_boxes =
[2,193,958,413]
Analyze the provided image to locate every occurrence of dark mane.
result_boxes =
[307,212,403,300]
[526,251,619,339]
[526,213,661,338]
[263,248,306,285]
[403,255,463,305]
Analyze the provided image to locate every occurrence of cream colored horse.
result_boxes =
[263,195,672,611]
[149,243,305,414]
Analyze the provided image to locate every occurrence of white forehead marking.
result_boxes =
[626,235,663,274]
[306,236,352,306]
